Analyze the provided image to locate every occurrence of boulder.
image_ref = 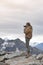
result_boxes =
[0,56,8,62]
[0,51,6,56]
[36,54,43,60]
[0,56,4,62]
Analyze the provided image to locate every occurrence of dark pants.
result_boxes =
[25,37,30,54]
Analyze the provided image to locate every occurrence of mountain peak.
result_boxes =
[14,38,21,41]
[14,38,24,43]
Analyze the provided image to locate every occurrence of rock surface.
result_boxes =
[0,38,43,65]
[4,53,43,65]
[0,62,9,65]
[36,54,43,60]
[5,56,42,65]
[0,56,4,62]
[0,51,6,56]
[0,51,25,62]
[0,51,43,65]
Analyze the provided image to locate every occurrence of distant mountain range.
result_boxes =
[0,38,26,52]
[35,43,43,51]
[0,38,43,54]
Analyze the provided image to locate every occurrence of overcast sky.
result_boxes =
[0,0,43,42]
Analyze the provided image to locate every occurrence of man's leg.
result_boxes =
[26,37,30,54]
[25,37,31,58]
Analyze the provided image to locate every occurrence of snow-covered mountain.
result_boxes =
[35,43,43,51]
[0,38,43,54]
[0,38,26,52]
[0,38,4,50]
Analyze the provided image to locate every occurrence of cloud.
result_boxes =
[0,0,43,36]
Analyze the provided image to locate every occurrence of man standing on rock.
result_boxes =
[24,22,32,58]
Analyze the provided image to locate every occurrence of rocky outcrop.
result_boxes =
[0,38,43,65]
[5,54,43,65]
[0,51,25,62]
[36,54,43,60]
[0,52,43,65]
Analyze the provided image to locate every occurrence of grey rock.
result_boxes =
[31,54,37,58]
[0,51,25,62]
[36,54,43,60]
[5,55,41,65]
[28,62,41,65]
[41,58,43,63]
[0,56,8,62]
[0,56,5,62]
[4,51,25,59]
[0,62,9,65]
[0,51,6,56]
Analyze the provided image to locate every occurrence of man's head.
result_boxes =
[24,22,30,27]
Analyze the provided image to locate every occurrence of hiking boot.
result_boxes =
[25,53,31,58]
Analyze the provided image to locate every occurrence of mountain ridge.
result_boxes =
[0,38,43,54]
[35,43,43,51]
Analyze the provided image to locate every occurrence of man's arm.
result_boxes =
[24,26,32,34]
